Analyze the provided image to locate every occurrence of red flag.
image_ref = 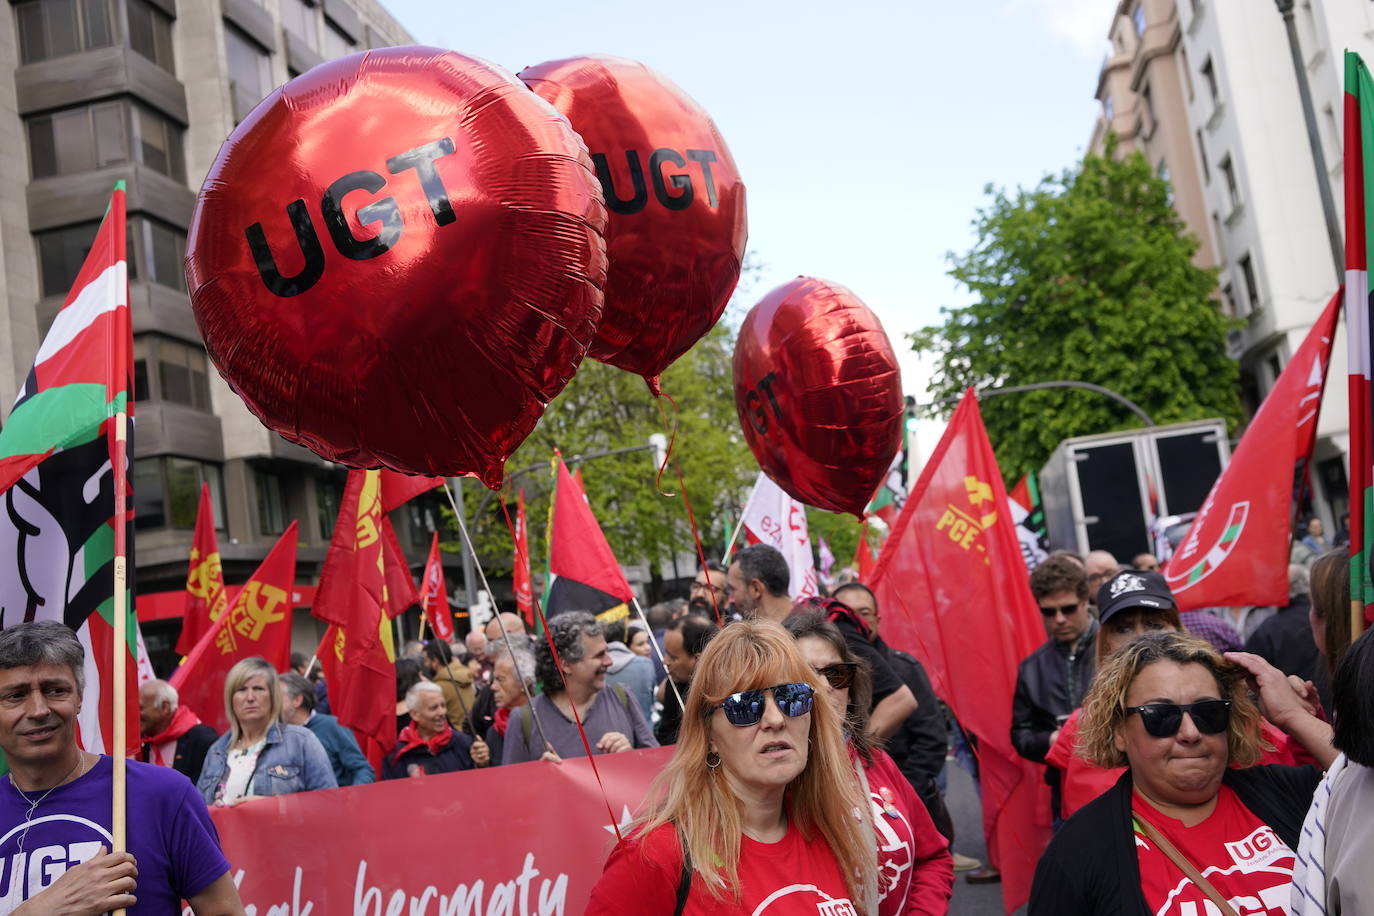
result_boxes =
[381,515,419,620]
[418,532,453,641]
[513,489,535,627]
[853,519,875,581]
[313,469,397,753]
[544,457,633,621]
[1165,291,1341,608]
[870,390,1049,914]
[176,482,228,656]
[170,522,297,734]
[379,470,443,513]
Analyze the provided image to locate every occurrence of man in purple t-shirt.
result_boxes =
[0,621,244,914]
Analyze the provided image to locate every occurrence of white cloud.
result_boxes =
[1006,0,1113,60]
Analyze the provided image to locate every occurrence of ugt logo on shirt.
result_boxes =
[1224,825,1286,873]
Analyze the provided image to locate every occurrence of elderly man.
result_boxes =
[138,679,218,784]
[484,612,529,644]
[1082,549,1119,605]
[503,611,657,764]
[279,672,374,786]
[471,640,536,767]
[382,681,475,778]
[0,621,245,914]
[465,630,492,684]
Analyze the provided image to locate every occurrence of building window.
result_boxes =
[16,0,114,63]
[322,21,354,60]
[1196,129,1210,182]
[1219,155,1240,211]
[126,0,174,72]
[316,475,343,539]
[1141,83,1156,128]
[133,337,151,402]
[255,468,287,535]
[1133,3,1146,36]
[1104,97,1114,121]
[134,457,225,530]
[36,221,99,297]
[28,100,183,181]
[1211,211,1227,263]
[138,336,213,409]
[128,216,186,291]
[134,103,185,181]
[1266,352,1283,387]
[1222,283,1237,317]
[1239,254,1260,313]
[225,24,272,124]
[280,0,317,51]
[1201,57,1219,106]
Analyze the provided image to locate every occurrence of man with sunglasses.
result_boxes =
[1013,555,1099,827]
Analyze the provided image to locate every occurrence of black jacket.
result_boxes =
[1029,765,1322,916]
[140,723,218,784]
[1011,622,1098,765]
[875,638,948,788]
[381,728,475,779]
[1245,597,1331,711]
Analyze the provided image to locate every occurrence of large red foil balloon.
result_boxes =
[520,55,747,392]
[187,48,607,486]
[734,277,904,517]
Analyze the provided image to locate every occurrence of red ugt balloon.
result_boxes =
[733,277,904,517]
[186,48,607,486]
[521,55,747,393]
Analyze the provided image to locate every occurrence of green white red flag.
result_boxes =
[0,183,139,756]
[176,481,227,656]
[1346,51,1374,625]
[170,522,297,733]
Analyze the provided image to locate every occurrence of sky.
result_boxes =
[386,0,1110,461]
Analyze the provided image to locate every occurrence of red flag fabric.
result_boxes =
[380,515,419,620]
[853,519,875,581]
[170,522,297,734]
[514,489,535,627]
[313,470,386,642]
[176,482,228,656]
[379,470,443,513]
[870,389,1049,914]
[545,457,633,620]
[1165,291,1341,608]
[418,531,453,641]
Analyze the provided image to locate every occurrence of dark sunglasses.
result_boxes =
[814,663,857,690]
[1039,602,1080,618]
[713,683,815,727]
[1126,699,1232,738]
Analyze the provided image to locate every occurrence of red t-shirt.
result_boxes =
[586,820,858,915]
[860,749,954,916]
[1132,784,1296,915]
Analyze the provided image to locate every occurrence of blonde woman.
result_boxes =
[196,657,336,806]
[1029,632,1334,915]
[586,619,878,914]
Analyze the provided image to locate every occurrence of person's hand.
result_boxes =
[539,744,563,764]
[1224,651,1313,730]
[15,846,137,916]
[227,794,265,807]
[597,731,633,754]
[471,737,490,767]
[1048,729,1061,748]
[1287,676,1321,717]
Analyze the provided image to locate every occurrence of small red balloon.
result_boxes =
[733,277,904,517]
[521,55,747,392]
[187,48,607,486]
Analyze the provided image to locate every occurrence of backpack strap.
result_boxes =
[520,702,533,751]
[612,683,632,714]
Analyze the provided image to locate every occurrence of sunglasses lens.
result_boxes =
[1138,706,1183,738]
[1135,701,1231,737]
[1190,700,1231,734]
[721,691,765,726]
[773,683,814,717]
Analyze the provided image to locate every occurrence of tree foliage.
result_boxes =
[911,141,1243,480]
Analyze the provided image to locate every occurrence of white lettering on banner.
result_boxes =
[346,854,568,916]
[1223,826,1286,873]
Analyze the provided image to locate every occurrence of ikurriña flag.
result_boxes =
[170,522,297,734]
[0,182,139,757]
[869,389,1048,914]
[418,531,453,642]
[176,481,228,656]
[544,457,633,623]
[1345,50,1374,624]
[1166,291,1341,608]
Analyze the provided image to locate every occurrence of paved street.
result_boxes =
[943,760,1028,916]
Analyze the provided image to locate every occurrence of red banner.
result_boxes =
[207,748,671,913]
[869,389,1049,914]
[418,531,453,641]
[1165,290,1340,608]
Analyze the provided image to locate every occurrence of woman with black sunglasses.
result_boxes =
[1030,632,1336,916]
[786,612,954,916]
[585,619,877,914]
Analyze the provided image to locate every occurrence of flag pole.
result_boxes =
[724,483,758,561]
[440,481,552,751]
[108,181,131,916]
[628,596,684,710]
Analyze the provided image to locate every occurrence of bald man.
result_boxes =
[484,612,529,644]
[1083,550,1118,605]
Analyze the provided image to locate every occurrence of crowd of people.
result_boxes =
[3,534,1372,914]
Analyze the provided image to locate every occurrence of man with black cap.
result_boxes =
[1012,554,1098,827]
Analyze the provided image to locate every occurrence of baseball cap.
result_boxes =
[1096,570,1177,626]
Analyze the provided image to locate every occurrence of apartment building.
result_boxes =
[0,0,469,666]
[1091,0,1374,530]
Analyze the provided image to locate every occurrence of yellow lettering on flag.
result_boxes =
[187,546,228,621]
[229,581,288,641]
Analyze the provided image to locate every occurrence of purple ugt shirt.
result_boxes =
[0,755,229,914]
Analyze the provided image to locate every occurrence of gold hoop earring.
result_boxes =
[706,751,721,770]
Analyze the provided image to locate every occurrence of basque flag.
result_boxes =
[1346,50,1374,625]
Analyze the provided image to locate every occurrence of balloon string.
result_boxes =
[496,473,625,842]
[656,393,723,626]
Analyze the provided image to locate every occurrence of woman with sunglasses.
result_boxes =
[786,612,954,915]
[586,619,877,914]
[1030,632,1336,916]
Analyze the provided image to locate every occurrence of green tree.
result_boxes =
[911,140,1243,480]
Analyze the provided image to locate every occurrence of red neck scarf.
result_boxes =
[142,705,203,762]
[493,707,512,736]
[395,721,453,758]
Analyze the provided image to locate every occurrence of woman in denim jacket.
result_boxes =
[197,656,337,805]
